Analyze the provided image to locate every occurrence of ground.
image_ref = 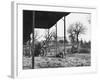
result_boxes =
[23,53,91,69]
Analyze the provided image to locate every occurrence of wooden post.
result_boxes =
[64,16,66,57]
[32,11,35,69]
[55,23,57,56]
[48,29,49,56]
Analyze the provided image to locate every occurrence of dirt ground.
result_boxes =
[23,53,91,69]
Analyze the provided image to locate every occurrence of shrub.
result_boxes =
[67,47,78,54]
[23,45,31,57]
[79,48,90,53]
[67,47,90,54]
[34,43,42,56]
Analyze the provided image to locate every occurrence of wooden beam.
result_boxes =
[55,23,57,56]
[64,16,66,57]
[32,11,35,69]
[48,29,49,55]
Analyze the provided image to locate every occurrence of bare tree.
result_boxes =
[42,29,57,55]
[44,29,52,42]
[44,29,57,43]
[67,24,75,43]
[74,22,86,43]
[67,22,86,53]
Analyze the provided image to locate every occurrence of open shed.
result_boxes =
[23,10,70,43]
[23,10,70,69]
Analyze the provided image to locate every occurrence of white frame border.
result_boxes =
[11,1,97,79]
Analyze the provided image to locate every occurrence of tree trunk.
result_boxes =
[76,34,79,53]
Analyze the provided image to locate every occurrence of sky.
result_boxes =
[35,12,91,42]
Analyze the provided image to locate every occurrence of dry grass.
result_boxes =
[23,53,91,69]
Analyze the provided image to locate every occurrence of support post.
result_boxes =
[55,23,57,56]
[64,16,66,57]
[32,11,35,69]
[48,29,49,55]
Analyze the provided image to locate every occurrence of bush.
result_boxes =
[23,45,31,57]
[78,48,90,53]
[34,43,42,56]
[67,47,90,54]
[67,47,78,54]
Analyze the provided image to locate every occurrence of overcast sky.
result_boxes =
[35,12,91,42]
